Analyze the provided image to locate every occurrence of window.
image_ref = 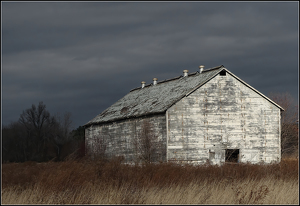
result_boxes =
[220,70,226,76]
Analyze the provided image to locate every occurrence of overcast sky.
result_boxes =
[2,2,298,130]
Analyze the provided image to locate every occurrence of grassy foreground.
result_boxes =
[2,157,299,204]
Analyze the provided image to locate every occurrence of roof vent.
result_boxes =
[199,65,205,73]
[183,70,189,77]
[141,81,146,88]
[153,78,157,85]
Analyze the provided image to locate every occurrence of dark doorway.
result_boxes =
[225,149,239,163]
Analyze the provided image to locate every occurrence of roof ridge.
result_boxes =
[202,65,224,72]
[130,65,224,92]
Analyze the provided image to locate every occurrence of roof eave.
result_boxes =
[84,111,166,127]
[225,69,285,111]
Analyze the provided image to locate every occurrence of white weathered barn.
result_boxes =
[84,65,283,165]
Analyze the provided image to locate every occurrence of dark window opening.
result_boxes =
[220,70,226,76]
[225,149,239,163]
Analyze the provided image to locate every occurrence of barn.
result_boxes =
[84,65,284,165]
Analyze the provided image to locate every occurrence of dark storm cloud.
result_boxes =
[2,2,298,128]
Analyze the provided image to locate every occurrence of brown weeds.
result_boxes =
[2,158,299,204]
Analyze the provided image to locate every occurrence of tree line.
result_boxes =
[2,101,85,162]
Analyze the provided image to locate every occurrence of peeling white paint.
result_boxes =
[166,73,281,164]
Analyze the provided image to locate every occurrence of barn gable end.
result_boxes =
[166,71,281,164]
[84,65,283,164]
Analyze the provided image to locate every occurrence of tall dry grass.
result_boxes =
[2,157,299,204]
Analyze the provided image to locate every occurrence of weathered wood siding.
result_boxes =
[85,114,167,163]
[167,72,281,164]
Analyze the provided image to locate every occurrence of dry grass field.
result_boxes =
[2,157,299,204]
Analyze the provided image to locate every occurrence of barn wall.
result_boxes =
[85,114,167,163]
[167,72,281,164]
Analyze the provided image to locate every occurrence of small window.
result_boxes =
[225,149,239,163]
[220,70,226,76]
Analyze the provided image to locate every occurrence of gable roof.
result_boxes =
[84,65,283,126]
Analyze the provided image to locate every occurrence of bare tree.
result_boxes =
[2,122,28,162]
[18,101,56,161]
[2,102,77,162]
[53,112,73,140]
[269,92,298,157]
[50,112,74,160]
